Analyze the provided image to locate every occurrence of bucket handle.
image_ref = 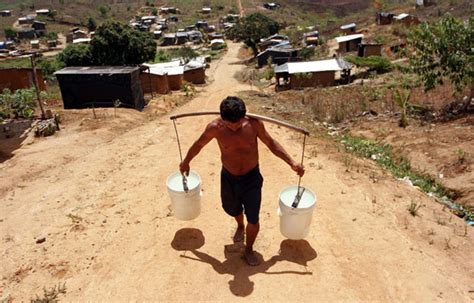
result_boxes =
[292,133,307,208]
[172,118,189,193]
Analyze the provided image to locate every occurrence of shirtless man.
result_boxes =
[179,96,304,266]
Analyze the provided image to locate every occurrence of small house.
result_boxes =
[393,13,420,26]
[66,33,74,43]
[0,10,12,17]
[153,30,162,39]
[140,68,170,95]
[32,21,46,35]
[54,66,144,110]
[17,29,36,40]
[259,34,289,51]
[210,39,226,50]
[185,24,196,31]
[168,16,178,22]
[72,38,91,44]
[303,31,319,46]
[188,31,203,44]
[162,33,177,46]
[201,7,212,14]
[47,40,57,48]
[225,14,240,22]
[358,43,383,57]
[176,32,189,45]
[208,32,224,40]
[223,22,235,30]
[264,3,280,10]
[257,45,299,67]
[376,12,394,25]
[73,30,88,39]
[207,25,216,33]
[0,68,46,91]
[30,39,40,49]
[195,20,209,30]
[184,58,207,84]
[35,9,50,16]
[5,41,15,50]
[18,16,35,25]
[141,16,156,23]
[168,7,177,14]
[340,23,356,34]
[416,0,436,7]
[142,61,184,92]
[335,34,364,53]
[274,58,352,89]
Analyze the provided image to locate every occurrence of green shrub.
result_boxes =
[0,88,44,120]
[345,55,393,73]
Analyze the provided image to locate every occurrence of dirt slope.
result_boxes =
[1,42,473,301]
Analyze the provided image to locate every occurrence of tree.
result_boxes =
[98,5,108,18]
[4,27,16,40]
[57,44,92,66]
[227,12,279,56]
[175,46,198,63]
[87,17,97,32]
[90,20,156,65]
[408,16,473,95]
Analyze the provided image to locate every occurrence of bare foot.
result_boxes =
[244,249,260,266]
[233,226,245,243]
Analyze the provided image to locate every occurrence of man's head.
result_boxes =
[220,96,246,123]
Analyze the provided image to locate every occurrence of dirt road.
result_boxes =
[1,42,473,301]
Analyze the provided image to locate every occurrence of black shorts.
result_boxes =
[220,166,264,224]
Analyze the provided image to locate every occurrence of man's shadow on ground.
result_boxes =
[171,228,318,297]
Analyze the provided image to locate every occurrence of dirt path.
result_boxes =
[1,42,473,301]
[237,0,244,16]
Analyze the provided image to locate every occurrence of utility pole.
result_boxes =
[30,53,46,119]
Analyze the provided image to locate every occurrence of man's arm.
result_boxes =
[253,119,305,176]
[179,122,217,175]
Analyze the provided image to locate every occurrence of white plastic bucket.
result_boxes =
[166,171,202,220]
[278,185,317,240]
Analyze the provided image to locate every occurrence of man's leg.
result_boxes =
[233,213,245,242]
[244,222,260,266]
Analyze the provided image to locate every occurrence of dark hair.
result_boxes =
[220,96,246,122]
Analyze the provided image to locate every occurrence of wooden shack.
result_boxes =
[275,58,352,89]
[0,68,46,91]
[358,43,383,57]
[54,66,144,110]
[340,23,356,34]
[335,34,364,53]
[140,72,169,94]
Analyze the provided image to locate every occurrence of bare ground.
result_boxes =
[1,42,473,301]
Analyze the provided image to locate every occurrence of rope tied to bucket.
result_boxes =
[291,133,307,208]
[172,118,189,192]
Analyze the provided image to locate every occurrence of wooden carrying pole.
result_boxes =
[169,111,310,136]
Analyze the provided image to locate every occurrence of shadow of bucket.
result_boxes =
[166,171,202,220]
[278,186,317,240]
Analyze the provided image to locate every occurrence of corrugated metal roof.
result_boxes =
[72,38,91,44]
[274,59,346,74]
[340,23,356,29]
[143,61,183,76]
[394,13,409,20]
[210,39,225,44]
[54,66,140,75]
[334,34,363,43]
